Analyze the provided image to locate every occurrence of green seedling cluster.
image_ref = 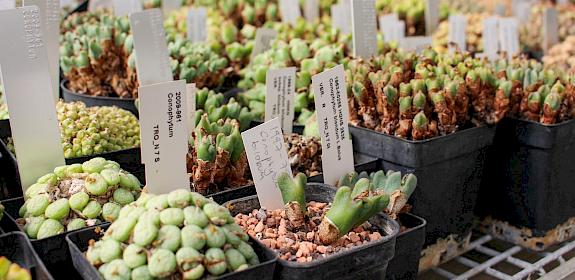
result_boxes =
[194,88,254,131]
[18,158,141,239]
[87,189,259,279]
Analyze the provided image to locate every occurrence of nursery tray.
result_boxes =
[1,197,101,280]
[0,232,53,280]
[61,80,138,116]
[0,119,9,138]
[225,183,399,280]
[66,224,278,280]
[350,125,495,247]
[477,117,575,249]
[385,213,426,280]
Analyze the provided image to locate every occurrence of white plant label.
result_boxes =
[186,83,196,137]
[304,0,319,22]
[241,118,291,210]
[512,0,530,24]
[482,17,499,61]
[400,36,433,53]
[425,0,439,35]
[60,0,75,8]
[312,65,354,186]
[114,0,142,17]
[351,0,377,58]
[89,0,113,11]
[331,0,351,35]
[139,80,189,194]
[379,14,400,43]
[187,8,207,43]
[543,7,559,52]
[162,0,181,15]
[0,0,15,10]
[265,67,296,134]
[23,0,60,103]
[251,28,278,59]
[498,17,519,59]
[279,0,301,26]
[0,7,65,191]
[448,14,467,52]
[130,9,173,87]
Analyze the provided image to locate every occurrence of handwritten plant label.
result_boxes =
[251,28,278,59]
[139,80,189,194]
[0,0,15,10]
[448,14,467,52]
[498,17,519,59]
[162,0,181,15]
[304,0,319,23]
[482,17,499,61]
[114,0,142,17]
[241,118,291,210]
[400,36,433,53]
[186,83,196,137]
[0,7,65,190]
[23,0,60,103]
[130,9,173,87]
[351,0,377,58]
[425,0,439,35]
[265,67,296,134]
[543,7,559,52]
[312,65,354,186]
[187,7,207,43]
[279,0,301,26]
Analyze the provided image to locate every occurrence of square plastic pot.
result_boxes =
[66,224,278,280]
[61,80,138,116]
[0,232,53,280]
[1,197,101,280]
[225,183,399,280]
[208,152,378,204]
[0,137,144,198]
[477,118,575,237]
[385,213,426,280]
[349,125,495,246]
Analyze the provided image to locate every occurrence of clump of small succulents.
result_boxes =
[86,188,260,279]
[520,4,575,53]
[188,115,249,195]
[0,257,31,280]
[57,101,140,158]
[18,158,141,239]
[542,36,575,73]
[432,13,489,54]
[194,0,280,27]
[194,88,254,131]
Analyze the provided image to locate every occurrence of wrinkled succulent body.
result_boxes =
[18,158,141,239]
[86,188,259,280]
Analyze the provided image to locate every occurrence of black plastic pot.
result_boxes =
[385,213,426,280]
[208,152,378,204]
[0,137,144,198]
[0,119,9,138]
[1,197,99,280]
[0,232,53,280]
[66,224,278,280]
[61,80,138,116]
[225,183,399,280]
[349,125,495,246]
[477,118,575,239]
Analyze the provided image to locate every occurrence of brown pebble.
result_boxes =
[254,221,265,233]
[349,232,360,243]
[306,231,315,241]
[307,256,313,262]
[369,232,382,241]
[261,239,274,248]
[267,218,276,226]
[317,245,327,254]
[296,249,303,258]
[297,257,307,263]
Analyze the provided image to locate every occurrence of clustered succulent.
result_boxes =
[0,257,31,280]
[194,88,254,131]
[60,10,138,98]
[18,158,141,239]
[520,4,575,52]
[192,0,280,27]
[432,13,489,54]
[187,115,249,195]
[86,189,260,279]
[57,101,140,158]
[542,35,575,73]
[376,0,425,36]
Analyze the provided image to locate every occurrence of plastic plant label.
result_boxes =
[251,28,278,59]
[139,80,189,194]
[23,0,60,103]
[543,7,559,52]
[482,17,499,61]
[186,83,196,137]
[279,0,301,26]
[304,0,319,23]
[89,0,113,11]
[448,14,467,52]
[425,0,439,35]
[130,9,173,87]
[265,67,296,134]
[114,0,142,17]
[312,65,354,186]
[331,0,351,34]
[186,7,207,43]
[0,0,15,10]
[400,36,433,53]
[0,7,65,191]
[512,0,530,24]
[241,118,291,210]
[379,14,399,42]
[162,0,181,15]
[498,17,519,59]
[351,0,377,58]
[60,0,75,8]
